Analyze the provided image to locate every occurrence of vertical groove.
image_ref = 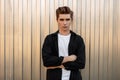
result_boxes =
[4,0,6,79]
[85,0,86,41]
[98,0,100,80]
[13,0,14,79]
[89,0,91,79]
[49,0,50,33]
[31,0,32,79]
[22,0,23,79]
[76,0,78,33]
[40,0,41,79]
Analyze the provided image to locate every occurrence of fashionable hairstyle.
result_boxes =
[56,6,73,20]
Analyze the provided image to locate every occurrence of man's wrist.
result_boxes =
[62,56,70,63]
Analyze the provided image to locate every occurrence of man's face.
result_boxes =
[57,14,72,31]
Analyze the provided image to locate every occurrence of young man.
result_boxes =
[42,6,85,80]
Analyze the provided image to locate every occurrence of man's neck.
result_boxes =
[59,30,70,35]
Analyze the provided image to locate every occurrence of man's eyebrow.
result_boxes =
[60,18,64,21]
[66,18,70,20]
[59,18,70,20]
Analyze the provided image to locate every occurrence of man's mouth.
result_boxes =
[63,26,67,28]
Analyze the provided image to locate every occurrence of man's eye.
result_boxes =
[60,19,64,21]
[66,19,70,21]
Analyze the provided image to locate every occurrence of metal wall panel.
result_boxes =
[0,0,5,80]
[0,0,120,80]
[13,0,22,79]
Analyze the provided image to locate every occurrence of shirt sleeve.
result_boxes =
[42,35,64,67]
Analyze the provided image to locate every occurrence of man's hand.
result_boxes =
[62,54,77,63]
[46,65,64,69]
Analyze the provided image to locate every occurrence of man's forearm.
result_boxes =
[46,55,77,69]
[46,65,64,69]
[62,55,77,63]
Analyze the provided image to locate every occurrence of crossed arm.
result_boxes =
[46,55,77,69]
[42,35,85,70]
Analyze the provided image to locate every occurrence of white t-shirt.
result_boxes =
[58,33,71,80]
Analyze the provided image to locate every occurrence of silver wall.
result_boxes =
[0,0,120,80]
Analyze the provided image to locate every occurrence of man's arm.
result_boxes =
[62,55,77,63]
[46,55,77,69]
[63,37,85,70]
[42,36,64,67]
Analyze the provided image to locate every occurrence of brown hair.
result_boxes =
[56,6,73,20]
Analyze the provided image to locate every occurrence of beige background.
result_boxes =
[0,0,120,80]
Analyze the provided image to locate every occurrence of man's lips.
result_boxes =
[63,26,67,28]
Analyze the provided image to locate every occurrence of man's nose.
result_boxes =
[63,20,67,24]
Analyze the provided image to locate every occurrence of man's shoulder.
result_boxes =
[71,31,83,39]
[45,31,58,40]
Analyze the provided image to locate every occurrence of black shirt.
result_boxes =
[42,30,85,80]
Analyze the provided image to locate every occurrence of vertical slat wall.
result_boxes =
[5,0,14,80]
[14,0,22,80]
[0,0,120,80]
[0,0,4,80]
